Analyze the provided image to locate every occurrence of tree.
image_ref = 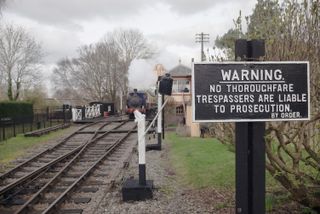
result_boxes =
[107,29,154,112]
[246,0,282,40]
[0,0,6,99]
[53,41,125,103]
[0,24,43,101]
[23,84,48,109]
[258,1,320,211]
[52,57,81,102]
[108,29,154,96]
[76,42,125,102]
[53,28,154,109]
[215,0,320,211]
[215,11,245,59]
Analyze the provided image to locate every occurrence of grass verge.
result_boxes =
[166,132,302,212]
[166,132,280,189]
[166,132,235,189]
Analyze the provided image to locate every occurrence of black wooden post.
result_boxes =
[49,108,52,127]
[2,123,5,141]
[63,104,66,124]
[37,121,41,129]
[13,118,16,137]
[162,94,165,139]
[43,113,46,128]
[46,107,49,121]
[235,39,266,214]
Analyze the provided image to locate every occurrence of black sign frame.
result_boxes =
[192,61,310,122]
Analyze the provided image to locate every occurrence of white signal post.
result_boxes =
[134,110,146,185]
[121,81,170,202]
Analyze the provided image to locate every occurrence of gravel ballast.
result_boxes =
[95,135,303,214]
[95,136,234,214]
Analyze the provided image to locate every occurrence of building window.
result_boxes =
[176,105,184,115]
[172,79,190,93]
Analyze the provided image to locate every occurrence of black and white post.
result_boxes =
[134,110,146,185]
[157,91,162,148]
[121,110,153,201]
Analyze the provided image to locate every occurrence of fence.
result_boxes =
[0,106,72,142]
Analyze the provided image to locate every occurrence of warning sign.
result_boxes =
[192,62,310,122]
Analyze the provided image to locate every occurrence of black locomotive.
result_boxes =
[126,89,147,119]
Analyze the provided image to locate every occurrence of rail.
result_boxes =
[15,121,133,213]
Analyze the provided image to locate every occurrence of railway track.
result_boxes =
[0,119,140,214]
[24,123,71,137]
[0,121,104,191]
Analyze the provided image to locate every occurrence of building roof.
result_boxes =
[168,64,191,76]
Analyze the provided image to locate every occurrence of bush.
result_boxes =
[0,101,33,118]
[215,0,320,211]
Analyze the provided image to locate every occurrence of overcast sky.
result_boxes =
[3,0,256,95]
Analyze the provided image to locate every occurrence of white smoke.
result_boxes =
[128,59,157,91]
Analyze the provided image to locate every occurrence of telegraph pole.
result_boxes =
[195,32,209,61]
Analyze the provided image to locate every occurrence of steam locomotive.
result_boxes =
[126,89,148,119]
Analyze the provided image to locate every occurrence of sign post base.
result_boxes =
[122,179,153,201]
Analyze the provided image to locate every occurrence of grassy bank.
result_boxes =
[166,132,235,189]
[166,132,281,189]
[166,132,304,212]
[0,127,71,169]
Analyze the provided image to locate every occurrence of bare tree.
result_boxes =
[0,24,42,101]
[106,28,154,111]
[0,0,6,99]
[52,57,81,101]
[53,41,125,104]
[108,29,153,87]
[96,41,125,102]
[53,28,153,107]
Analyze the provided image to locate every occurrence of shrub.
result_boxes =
[0,101,33,118]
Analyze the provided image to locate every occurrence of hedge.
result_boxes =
[0,101,33,118]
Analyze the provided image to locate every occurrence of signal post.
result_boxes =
[122,73,172,201]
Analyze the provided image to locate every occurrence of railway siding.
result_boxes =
[0,118,141,214]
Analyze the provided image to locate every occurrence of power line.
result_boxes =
[195,32,210,62]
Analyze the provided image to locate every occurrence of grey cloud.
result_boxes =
[161,0,237,15]
[148,25,215,49]
[6,0,240,26]
[6,0,149,26]
[29,26,81,63]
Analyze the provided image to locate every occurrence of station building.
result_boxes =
[154,62,200,137]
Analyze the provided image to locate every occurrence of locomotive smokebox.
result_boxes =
[159,73,173,96]
[128,94,142,108]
